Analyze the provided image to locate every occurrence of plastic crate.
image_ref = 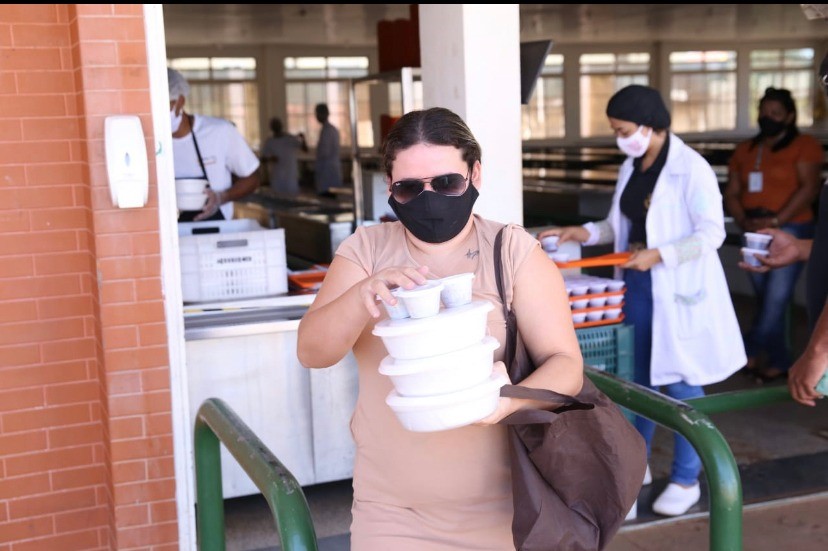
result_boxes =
[576,323,634,380]
[178,220,288,303]
[576,323,635,424]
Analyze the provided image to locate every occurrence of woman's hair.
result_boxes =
[752,87,799,151]
[380,107,482,178]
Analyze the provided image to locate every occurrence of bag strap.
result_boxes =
[494,225,594,419]
[493,225,509,320]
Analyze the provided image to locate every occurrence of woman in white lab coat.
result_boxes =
[539,84,746,517]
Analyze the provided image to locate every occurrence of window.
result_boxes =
[748,48,814,126]
[284,56,370,149]
[521,54,564,140]
[168,57,260,149]
[580,53,650,137]
[669,50,737,133]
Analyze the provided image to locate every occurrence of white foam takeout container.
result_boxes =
[385,372,509,432]
[373,300,494,360]
[175,178,209,211]
[379,336,499,397]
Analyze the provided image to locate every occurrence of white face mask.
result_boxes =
[616,126,651,158]
[170,106,183,133]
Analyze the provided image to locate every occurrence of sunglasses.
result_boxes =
[389,171,471,204]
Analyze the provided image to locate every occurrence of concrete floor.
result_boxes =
[220,294,828,550]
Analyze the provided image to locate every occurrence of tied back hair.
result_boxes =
[380,107,482,179]
[750,87,800,152]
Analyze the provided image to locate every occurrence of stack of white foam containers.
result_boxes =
[371,273,507,432]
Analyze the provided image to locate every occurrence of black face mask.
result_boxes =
[758,116,787,137]
[388,184,479,244]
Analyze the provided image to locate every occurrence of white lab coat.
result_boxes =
[607,133,747,386]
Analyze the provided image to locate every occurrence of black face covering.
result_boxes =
[389,184,479,244]
[758,116,787,137]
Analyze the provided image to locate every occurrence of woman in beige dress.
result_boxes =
[297,107,583,550]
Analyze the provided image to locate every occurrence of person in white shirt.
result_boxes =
[260,116,307,196]
[168,68,261,222]
[538,85,746,518]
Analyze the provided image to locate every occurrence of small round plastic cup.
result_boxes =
[541,235,560,253]
[741,247,769,268]
[396,281,444,319]
[744,232,773,251]
[549,252,570,263]
[586,311,604,321]
[378,288,410,320]
[572,312,587,324]
[438,272,475,308]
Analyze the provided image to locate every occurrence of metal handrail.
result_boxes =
[194,397,318,551]
[586,367,743,550]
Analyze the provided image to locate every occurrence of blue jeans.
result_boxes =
[745,222,814,371]
[622,268,704,486]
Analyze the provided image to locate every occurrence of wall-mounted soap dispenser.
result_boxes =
[104,115,149,208]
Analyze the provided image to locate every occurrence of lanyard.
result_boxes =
[753,143,763,171]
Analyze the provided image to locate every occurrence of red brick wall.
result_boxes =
[0,5,176,550]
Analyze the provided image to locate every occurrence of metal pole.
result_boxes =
[194,415,226,551]
[194,398,318,551]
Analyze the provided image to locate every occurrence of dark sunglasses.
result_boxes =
[389,171,471,204]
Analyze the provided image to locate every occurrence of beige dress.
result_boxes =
[335,216,539,551]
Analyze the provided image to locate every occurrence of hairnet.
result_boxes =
[168,68,190,99]
[820,51,828,95]
[606,84,671,129]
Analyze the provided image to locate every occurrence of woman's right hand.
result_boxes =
[359,265,430,318]
[537,226,590,245]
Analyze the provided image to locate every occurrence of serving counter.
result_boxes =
[184,293,358,498]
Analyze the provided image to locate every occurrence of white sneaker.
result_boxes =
[642,464,652,486]
[625,499,638,521]
[651,482,701,517]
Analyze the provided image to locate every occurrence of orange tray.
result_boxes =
[288,271,327,291]
[556,252,632,269]
[573,313,625,330]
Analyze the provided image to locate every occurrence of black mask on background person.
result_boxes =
[389,184,479,244]
[758,116,787,137]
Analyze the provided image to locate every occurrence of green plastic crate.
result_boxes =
[576,323,634,381]
[576,324,636,424]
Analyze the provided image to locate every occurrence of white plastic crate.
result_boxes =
[178,220,288,303]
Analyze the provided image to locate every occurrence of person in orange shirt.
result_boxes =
[724,87,824,382]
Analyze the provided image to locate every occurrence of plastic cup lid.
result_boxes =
[394,280,444,298]
[439,272,475,284]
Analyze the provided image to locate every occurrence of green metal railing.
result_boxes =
[192,374,793,551]
[586,367,793,551]
[193,397,318,551]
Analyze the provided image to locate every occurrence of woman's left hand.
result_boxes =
[474,361,514,425]
[622,248,661,271]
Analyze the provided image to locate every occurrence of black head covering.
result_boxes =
[820,50,828,95]
[606,84,671,130]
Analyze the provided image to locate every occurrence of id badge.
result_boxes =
[748,171,763,193]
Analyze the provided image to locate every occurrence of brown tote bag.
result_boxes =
[494,225,647,551]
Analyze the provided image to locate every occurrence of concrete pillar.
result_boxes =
[418,5,523,225]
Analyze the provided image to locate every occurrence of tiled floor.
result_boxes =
[221,295,828,550]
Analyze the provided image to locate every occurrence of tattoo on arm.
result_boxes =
[466,249,479,259]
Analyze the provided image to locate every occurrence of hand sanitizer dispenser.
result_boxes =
[104,115,149,208]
